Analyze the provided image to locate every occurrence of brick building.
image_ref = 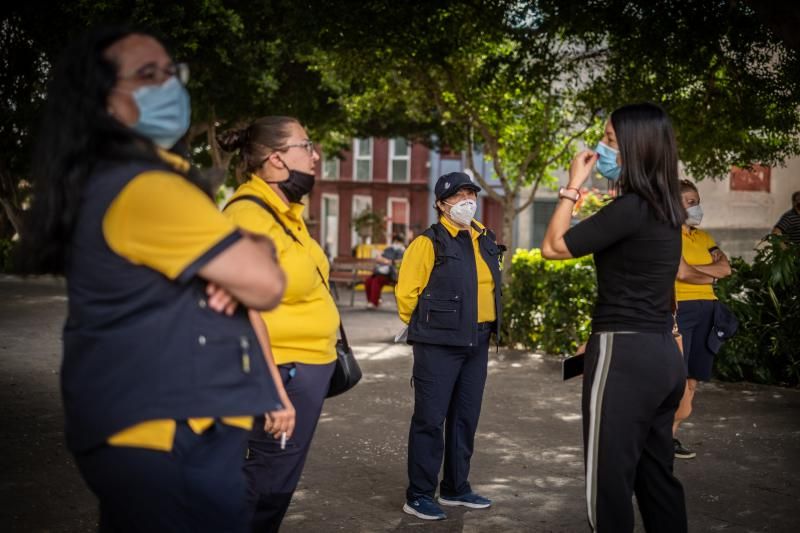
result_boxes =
[308,138,437,257]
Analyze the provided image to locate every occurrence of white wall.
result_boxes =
[687,156,800,261]
[689,156,800,230]
[492,146,800,259]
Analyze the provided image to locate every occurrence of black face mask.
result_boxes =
[267,158,315,203]
[278,169,315,203]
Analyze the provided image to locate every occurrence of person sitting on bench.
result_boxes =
[364,234,406,308]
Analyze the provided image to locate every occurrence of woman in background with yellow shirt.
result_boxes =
[673,179,732,459]
[218,116,340,532]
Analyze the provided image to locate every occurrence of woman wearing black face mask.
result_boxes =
[218,117,340,532]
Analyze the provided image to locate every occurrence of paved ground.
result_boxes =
[1,276,799,532]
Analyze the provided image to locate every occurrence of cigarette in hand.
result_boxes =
[280,432,287,450]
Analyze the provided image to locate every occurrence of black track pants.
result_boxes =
[582,331,688,533]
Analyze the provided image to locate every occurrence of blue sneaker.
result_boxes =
[403,495,446,520]
[437,492,492,509]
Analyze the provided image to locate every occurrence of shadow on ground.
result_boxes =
[1,279,798,532]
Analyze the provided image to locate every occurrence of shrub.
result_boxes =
[503,236,800,387]
[0,238,16,273]
[502,248,596,355]
[575,188,614,219]
[715,235,800,386]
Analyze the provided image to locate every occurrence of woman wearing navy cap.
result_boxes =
[395,172,503,521]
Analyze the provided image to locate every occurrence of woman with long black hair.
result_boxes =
[20,28,289,531]
[542,103,688,533]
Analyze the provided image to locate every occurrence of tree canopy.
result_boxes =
[303,0,800,261]
[556,0,800,178]
[0,0,344,236]
[1,0,799,249]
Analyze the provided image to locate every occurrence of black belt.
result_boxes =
[477,322,494,331]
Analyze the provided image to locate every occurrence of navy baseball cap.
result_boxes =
[434,172,481,201]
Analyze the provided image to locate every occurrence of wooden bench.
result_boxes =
[328,258,379,306]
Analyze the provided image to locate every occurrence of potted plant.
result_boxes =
[352,209,385,243]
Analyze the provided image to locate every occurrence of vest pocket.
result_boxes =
[193,332,257,388]
[420,292,462,330]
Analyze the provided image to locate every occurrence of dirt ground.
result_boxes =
[1,276,799,532]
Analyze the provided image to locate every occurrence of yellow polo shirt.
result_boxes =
[675,226,718,302]
[101,151,252,451]
[395,216,496,324]
[224,176,339,365]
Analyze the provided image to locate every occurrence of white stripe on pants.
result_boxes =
[586,332,614,530]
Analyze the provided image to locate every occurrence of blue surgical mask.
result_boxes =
[595,141,621,180]
[131,76,191,148]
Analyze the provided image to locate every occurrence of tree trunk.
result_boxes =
[500,194,517,284]
[0,197,22,237]
[0,167,23,237]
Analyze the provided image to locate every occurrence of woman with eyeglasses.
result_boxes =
[218,117,340,532]
[20,29,290,531]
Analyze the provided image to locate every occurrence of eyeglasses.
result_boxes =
[118,62,190,85]
[279,140,315,156]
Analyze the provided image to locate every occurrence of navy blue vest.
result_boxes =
[61,160,281,452]
[407,222,503,347]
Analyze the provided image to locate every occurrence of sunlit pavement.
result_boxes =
[2,277,799,532]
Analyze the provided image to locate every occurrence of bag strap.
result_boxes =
[224,195,301,244]
[426,223,448,266]
[671,290,680,337]
[225,194,349,346]
[311,263,350,350]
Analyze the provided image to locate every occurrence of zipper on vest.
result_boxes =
[240,337,251,374]
[425,309,457,323]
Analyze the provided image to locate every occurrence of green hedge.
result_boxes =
[502,248,595,355]
[502,237,800,387]
[714,235,800,386]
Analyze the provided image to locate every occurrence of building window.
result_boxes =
[389,138,411,183]
[730,165,770,192]
[387,197,410,241]
[321,194,339,259]
[532,199,557,248]
[354,138,372,182]
[351,195,374,246]
[322,156,339,180]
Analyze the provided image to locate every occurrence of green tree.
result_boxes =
[4,0,800,247]
[306,0,800,275]
[552,0,800,177]
[309,1,603,274]
[0,0,345,234]
[0,16,48,237]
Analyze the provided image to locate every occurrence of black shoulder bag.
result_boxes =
[224,195,362,398]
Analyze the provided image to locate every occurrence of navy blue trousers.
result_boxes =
[75,421,250,532]
[407,328,490,500]
[244,361,335,532]
[676,299,716,381]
